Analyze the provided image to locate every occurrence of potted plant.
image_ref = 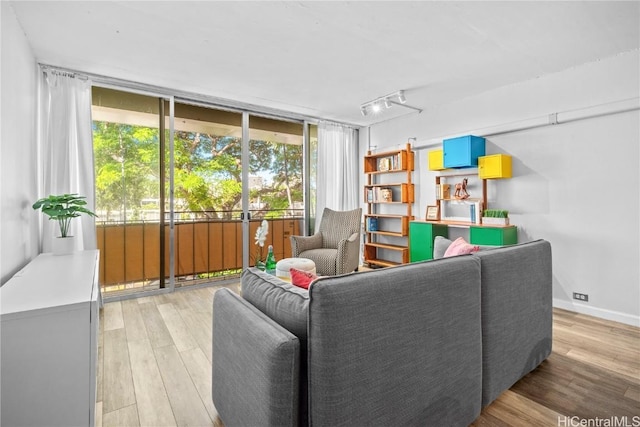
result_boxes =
[32,193,97,255]
[482,209,509,226]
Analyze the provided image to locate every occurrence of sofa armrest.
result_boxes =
[212,288,299,427]
[307,256,483,426]
[290,233,322,256]
[475,240,553,407]
[335,232,360,274]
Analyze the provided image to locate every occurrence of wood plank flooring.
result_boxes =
[98,284,639,426]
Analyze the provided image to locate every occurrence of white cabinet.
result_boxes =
[1,250,100,427]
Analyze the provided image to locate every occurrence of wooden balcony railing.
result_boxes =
[96,214,302,289]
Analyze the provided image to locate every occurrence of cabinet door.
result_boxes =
[428,149,446,171]
[409,222,448,261]
[443,135,486,168]
[470,226,517,246]
[478,154,512,179]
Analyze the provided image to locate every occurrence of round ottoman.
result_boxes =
[276,257,316,278]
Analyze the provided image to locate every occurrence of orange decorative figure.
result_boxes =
[454,178,470,199]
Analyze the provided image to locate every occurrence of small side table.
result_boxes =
[275,257,316,279]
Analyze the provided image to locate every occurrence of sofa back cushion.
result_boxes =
[307,256,483,426]
[241,268,309,340]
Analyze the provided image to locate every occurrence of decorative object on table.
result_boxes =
[32,193,96,255]
[443,237,480,257]
[275,257,317,278]
[265,245,277,275]
[426,205,440,221]
[289,267,318,289]
[254,219,269,270]
[482,209,510,226]
[377,157,391,171]
[380,188,393,202]
[453,178,470,199]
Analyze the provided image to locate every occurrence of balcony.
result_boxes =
[96,210,302,295]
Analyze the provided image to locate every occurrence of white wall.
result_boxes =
[360,51,640,326]
[1,2,39,284]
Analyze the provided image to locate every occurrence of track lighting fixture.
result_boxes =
[359,90,421,117]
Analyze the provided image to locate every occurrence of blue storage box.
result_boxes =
[443,135,486,168]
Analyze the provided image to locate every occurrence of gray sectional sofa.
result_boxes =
[212,239,552,426]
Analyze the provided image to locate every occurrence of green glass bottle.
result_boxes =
[265,245,277,275]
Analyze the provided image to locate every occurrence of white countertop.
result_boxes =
[1,250,99,318]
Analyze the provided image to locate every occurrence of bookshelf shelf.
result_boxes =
[364,143,414,267]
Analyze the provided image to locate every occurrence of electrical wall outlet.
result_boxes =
[573,292,589,302]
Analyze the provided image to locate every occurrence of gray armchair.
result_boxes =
[290,207,362,276]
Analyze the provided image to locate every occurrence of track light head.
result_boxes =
[360,90,420,119]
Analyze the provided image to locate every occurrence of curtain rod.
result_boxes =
[40,64,89,81]
[37,63,360,130]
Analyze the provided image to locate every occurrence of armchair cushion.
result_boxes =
[291,233,322,256]
[298,248,340,276]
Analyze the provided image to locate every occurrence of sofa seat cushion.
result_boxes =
[241,267,309,340]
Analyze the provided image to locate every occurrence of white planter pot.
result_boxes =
[481,217,510,226]
[52,236,76,256]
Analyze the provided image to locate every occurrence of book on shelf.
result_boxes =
[367,217,378,232]
[366,188,374,202]
[435,183,451,200]
[469,201,481,224]
[366,187,394,203]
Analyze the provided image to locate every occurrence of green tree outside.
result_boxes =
[93,122,303,222]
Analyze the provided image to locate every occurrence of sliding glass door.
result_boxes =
[171,102,244,286]
[92,87,169,294]
[92,88,309,297]
[248,115,304,263]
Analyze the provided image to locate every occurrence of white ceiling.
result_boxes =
[8,1,640,126]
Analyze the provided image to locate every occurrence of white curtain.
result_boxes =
[37,68,96,252]
[316,121,359,230]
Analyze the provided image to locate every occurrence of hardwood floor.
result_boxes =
[98,284,639,426]
[472,309,640,426]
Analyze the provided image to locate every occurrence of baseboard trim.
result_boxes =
[553,298,640,327]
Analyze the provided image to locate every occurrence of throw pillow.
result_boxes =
[443,237,480,257]
[290,267,317,289]
[433,236,453,259]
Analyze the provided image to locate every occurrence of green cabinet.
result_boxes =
[470,226,517,246]
[409,221,448,262]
